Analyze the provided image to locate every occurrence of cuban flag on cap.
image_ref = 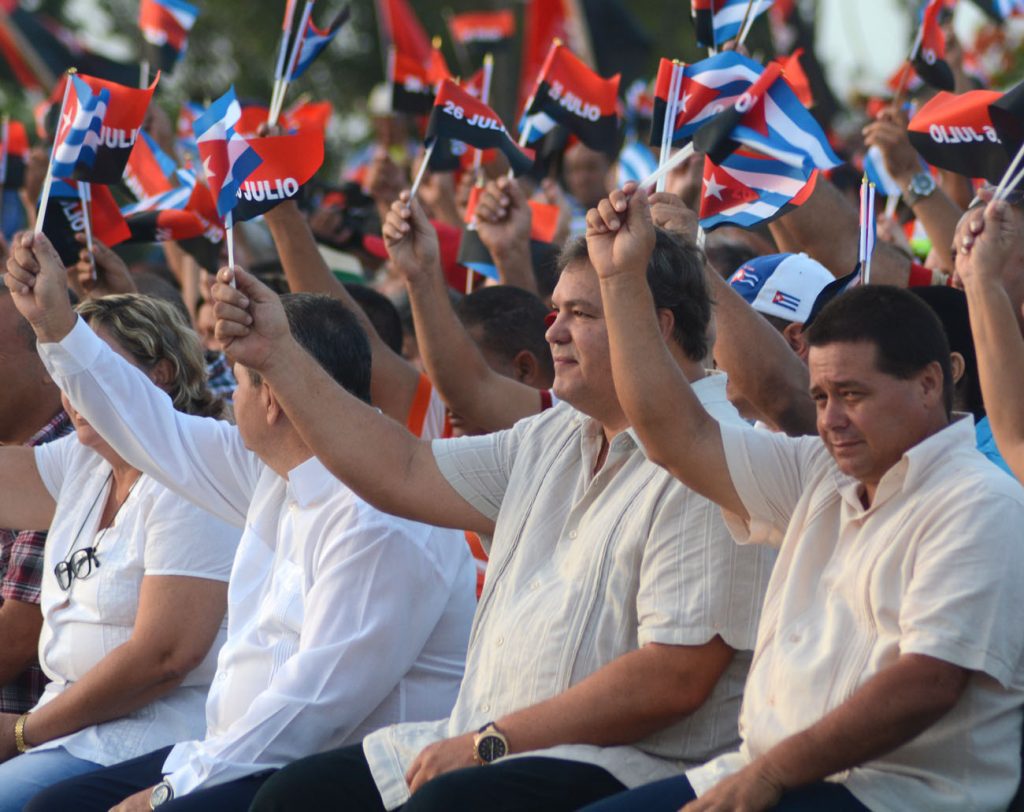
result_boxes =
[728,252,835,324]
[51,76,110,180]
[192,87,263,222]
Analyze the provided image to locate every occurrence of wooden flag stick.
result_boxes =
[892,26,924,112]
[738,0,766,47]
[410,142,436,199]
[225,212,238,288]
[78,181,96,282]
[472,53,495,174]
[657,62,684,193]
[994,140,1024,201]
[35,69,76,235]
[270,0,313,125]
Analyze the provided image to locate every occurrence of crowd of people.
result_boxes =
[0,5,1023,811]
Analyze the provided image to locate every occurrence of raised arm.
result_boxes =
[957,200,1024,479]
[4,233,256,526]
[475,177,539,294]
[212,265,494,535]
[649,194,815,436]
[385,192,545,433]
[863,106,963,276]
[769,175,913,286]
[588,185,747,519]
[262,200,421,426]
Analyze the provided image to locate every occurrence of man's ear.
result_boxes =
[512,350,541,386]
[782,321,807,359]
[949,351,966,385]
[919,360,946,407]
[263,380,282,426]
[655,307,675,343]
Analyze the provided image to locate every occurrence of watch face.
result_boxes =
[912,174,935,196]
[150,782,173,807]
[477,734,507,763]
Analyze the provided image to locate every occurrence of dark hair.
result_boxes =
[911,286,984,420]
[455,286,554,379]
[344,283,404,355]
[805,286,953,415]
[249,293,372,404]
[558,227,711,361]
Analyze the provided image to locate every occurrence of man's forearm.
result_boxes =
[758,654,967,791]
[264,201,420,424]
[899,184,962,276]
[963,276,1024,475]
[0,602,43,685]
[706,270,815,436]
[496,642,733,753]
[492,242,539,294]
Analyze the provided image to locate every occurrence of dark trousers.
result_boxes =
[24,746,274,812]
[578,774,871,812]
[250,743,627,812]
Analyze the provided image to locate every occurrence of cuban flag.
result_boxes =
[693,57,842,173]
[290,5,351,80]
[863,146,903,198]
[699,150,818,231]
[192,87,263,222]
[692,0,773,48]
[51,76,110,180]
[139,0,199,73]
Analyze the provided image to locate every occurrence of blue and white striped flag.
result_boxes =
[193,87,263,222]
[51,76,110,180]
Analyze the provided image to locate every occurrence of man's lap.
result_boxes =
[0,746,104,812]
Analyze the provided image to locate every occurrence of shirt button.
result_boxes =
[568,530,578,539]
[530,581,540,591]
[288,502,297,512]
[216,672,227,681]
[495,636,504,647]
[481,702,491,713]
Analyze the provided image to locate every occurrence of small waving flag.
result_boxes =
[448,10,515,52]
[692,57,841,172]
[426,79,533,175]
[139,0,198,74]
[290,5,351,80]
[907,88,1008,182]
[699,151,818,231]
[376,0,432,66]
[51,76,109,181]
[912,0,955,92]
[233,129,325,222]
[692,0,774,49]
[192,87,263,222]
[390,45,451,115]
[524,41,621,155]
[43,179,130,264]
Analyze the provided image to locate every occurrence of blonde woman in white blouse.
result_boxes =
[0,294,239,811]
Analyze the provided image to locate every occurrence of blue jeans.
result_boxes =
[0,746,103,812]
[579,775,871,812]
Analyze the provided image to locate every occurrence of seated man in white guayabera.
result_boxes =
[4,232,476,812]
[577,185,1024,812]
[213,192,772,812]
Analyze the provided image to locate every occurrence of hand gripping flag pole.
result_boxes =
[35,70,77,236]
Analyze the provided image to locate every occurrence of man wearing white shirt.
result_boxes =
[575,186,1024,812]
[202,195,774,812]
[6,233,476,812]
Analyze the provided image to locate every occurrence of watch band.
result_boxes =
[903,172,936,207]
[14,713,30,754]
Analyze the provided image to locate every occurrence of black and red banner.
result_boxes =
[426,79,533,176]
[908,88,1009,183]
[448,10,515,48]
[912,0,955,92]
[44,180,130,265]
[525,42,621,155]
[232,129,325,222]
[391,48,450,115]
[126,208,207,243]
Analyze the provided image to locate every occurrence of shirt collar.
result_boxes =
[833,413,976,513]
[285,455,339,508]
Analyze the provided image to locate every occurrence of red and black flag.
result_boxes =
[43,179,129,265]
[448,10,515,55]
[281,99,333,134]
[524,42,621,156]
[232,129,325,222]
[64,72,159,185]
[907,88,1009,183]
[139,0,198,74]
[426,79,533,175]
[0,119,29,190]
[125,208,207,244]
[912,0,955,92]
[376,0,432,67]
[390,46,451,115]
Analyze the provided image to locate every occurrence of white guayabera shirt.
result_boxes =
[364,377,777,810]
[39,318,477,796]
[687,417,1024,812]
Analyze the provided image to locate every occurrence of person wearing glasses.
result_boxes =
[0,291,239,811]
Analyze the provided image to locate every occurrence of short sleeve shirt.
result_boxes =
[686,416,1024,812]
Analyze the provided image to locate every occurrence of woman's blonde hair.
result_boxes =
[76,293,223,418]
